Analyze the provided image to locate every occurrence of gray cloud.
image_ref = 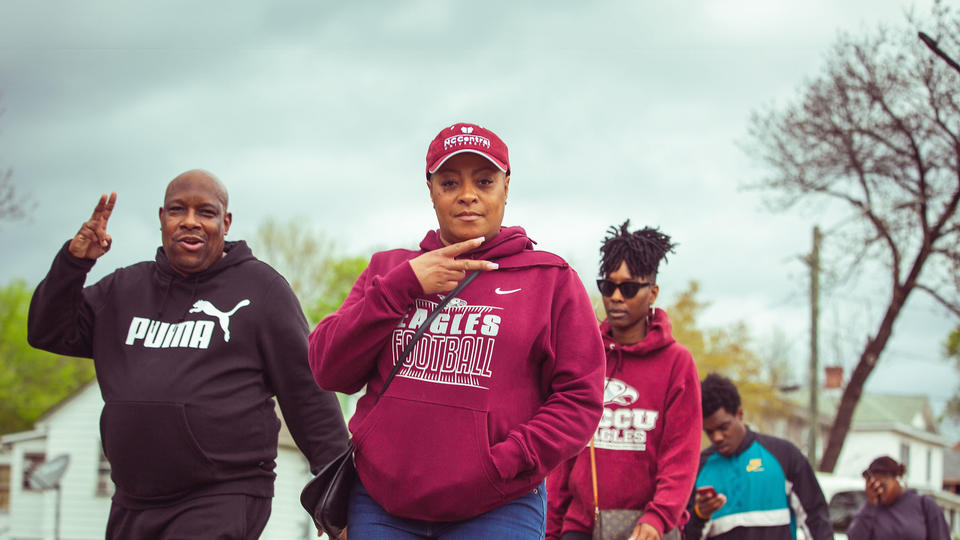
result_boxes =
[0,0,954,425]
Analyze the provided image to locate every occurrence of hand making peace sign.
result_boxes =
[408,237,498,294]
[68,192,117,260]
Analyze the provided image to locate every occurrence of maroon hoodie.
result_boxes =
[309,227,605,521]
[546,309,702,538]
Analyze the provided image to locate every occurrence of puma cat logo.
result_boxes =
[189,299,251,342]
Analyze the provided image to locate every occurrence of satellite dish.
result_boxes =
[28,454,70,490]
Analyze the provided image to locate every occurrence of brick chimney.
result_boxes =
[824,365,844,390]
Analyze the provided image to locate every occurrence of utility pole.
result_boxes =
[808,226,821,468]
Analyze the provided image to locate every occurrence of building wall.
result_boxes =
[2,383,324,540]
[41,383,111,540]
[0,449,11,538]
[903,441,943,489]
[835,430,944,489]
[6,437,46,540]
[262,445,318,540]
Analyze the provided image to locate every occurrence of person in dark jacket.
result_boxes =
[28,170,350,539]
[847,456,950,540]
[309,122,605,539]
[684,374,832,540]
[547,222,701,540]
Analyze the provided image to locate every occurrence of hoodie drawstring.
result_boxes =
[610,346,625,378]
[156,275,173,319]
[156,275,200,322]
[178,277,200,323]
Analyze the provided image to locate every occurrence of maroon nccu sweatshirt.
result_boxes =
[547,310,702,538]
[309,226,605,521]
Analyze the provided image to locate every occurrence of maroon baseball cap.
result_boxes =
[425,122,510,179]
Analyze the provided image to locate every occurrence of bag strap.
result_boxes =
[590,437,600,522]
[375,270,481,405]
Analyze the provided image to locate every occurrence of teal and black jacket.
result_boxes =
[683,429,833,540]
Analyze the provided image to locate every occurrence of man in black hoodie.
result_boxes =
[28,170,350,539]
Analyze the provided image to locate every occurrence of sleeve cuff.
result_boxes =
[638,512,666,536]
[376,260,423,313]
[58,240,97,271]
[491,434,531,480]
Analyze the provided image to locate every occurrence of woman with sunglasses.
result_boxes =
[847,456,949,540]
[547,221,702,540]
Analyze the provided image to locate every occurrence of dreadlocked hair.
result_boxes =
[599,219,677,279]
[701,373,741,417]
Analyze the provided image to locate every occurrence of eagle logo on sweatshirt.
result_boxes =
[444,297,469,309]
[595,378,658,452]
[604,377,639,406]
[390,297,502,388]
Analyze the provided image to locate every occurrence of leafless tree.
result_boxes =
[0,168,32,223]
[0,97,31,224]
[745,2,960,472]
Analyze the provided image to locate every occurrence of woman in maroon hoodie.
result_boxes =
[547,221,702,540]
[309,123,605,539]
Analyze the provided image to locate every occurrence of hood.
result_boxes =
[420,226,531,258]
[600,307,676,357]
[155,240,255,283]
[151,240,256,319]
[419,226,565,269]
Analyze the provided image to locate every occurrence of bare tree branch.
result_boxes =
[0,168,32,223]
[916,284,960,318]
[743,2,960,472]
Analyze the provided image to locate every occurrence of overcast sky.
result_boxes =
[2,1,957,435]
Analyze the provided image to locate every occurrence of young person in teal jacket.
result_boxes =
[685,374,832,540]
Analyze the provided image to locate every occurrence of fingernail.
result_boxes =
[487,263,499,270]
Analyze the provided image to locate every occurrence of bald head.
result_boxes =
[159,169,233,276]
[165,169,229,210]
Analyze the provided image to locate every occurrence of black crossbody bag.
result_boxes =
[300,270,482,538]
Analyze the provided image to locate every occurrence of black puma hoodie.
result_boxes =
[29,240,349,508]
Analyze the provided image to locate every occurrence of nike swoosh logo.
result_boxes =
[495,287,522,295]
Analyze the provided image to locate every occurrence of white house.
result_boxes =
[828,393,948,489]
[0,447,11,538]
[0,381,330,540]
[774,374,960,536]
[777,385,949,490]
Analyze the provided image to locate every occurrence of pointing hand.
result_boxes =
[409,237,498,294]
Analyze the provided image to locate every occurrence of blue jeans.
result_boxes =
[347,477,546,539]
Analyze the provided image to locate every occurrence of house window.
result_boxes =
[0,464,10,512]
[96,444,114,497]
[927,449,933,484]
[900,443,910,472]
[22,453,46,491]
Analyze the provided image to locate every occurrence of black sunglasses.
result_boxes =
[596,279,653,299]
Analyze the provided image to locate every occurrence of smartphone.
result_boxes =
[696,486,717,498]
